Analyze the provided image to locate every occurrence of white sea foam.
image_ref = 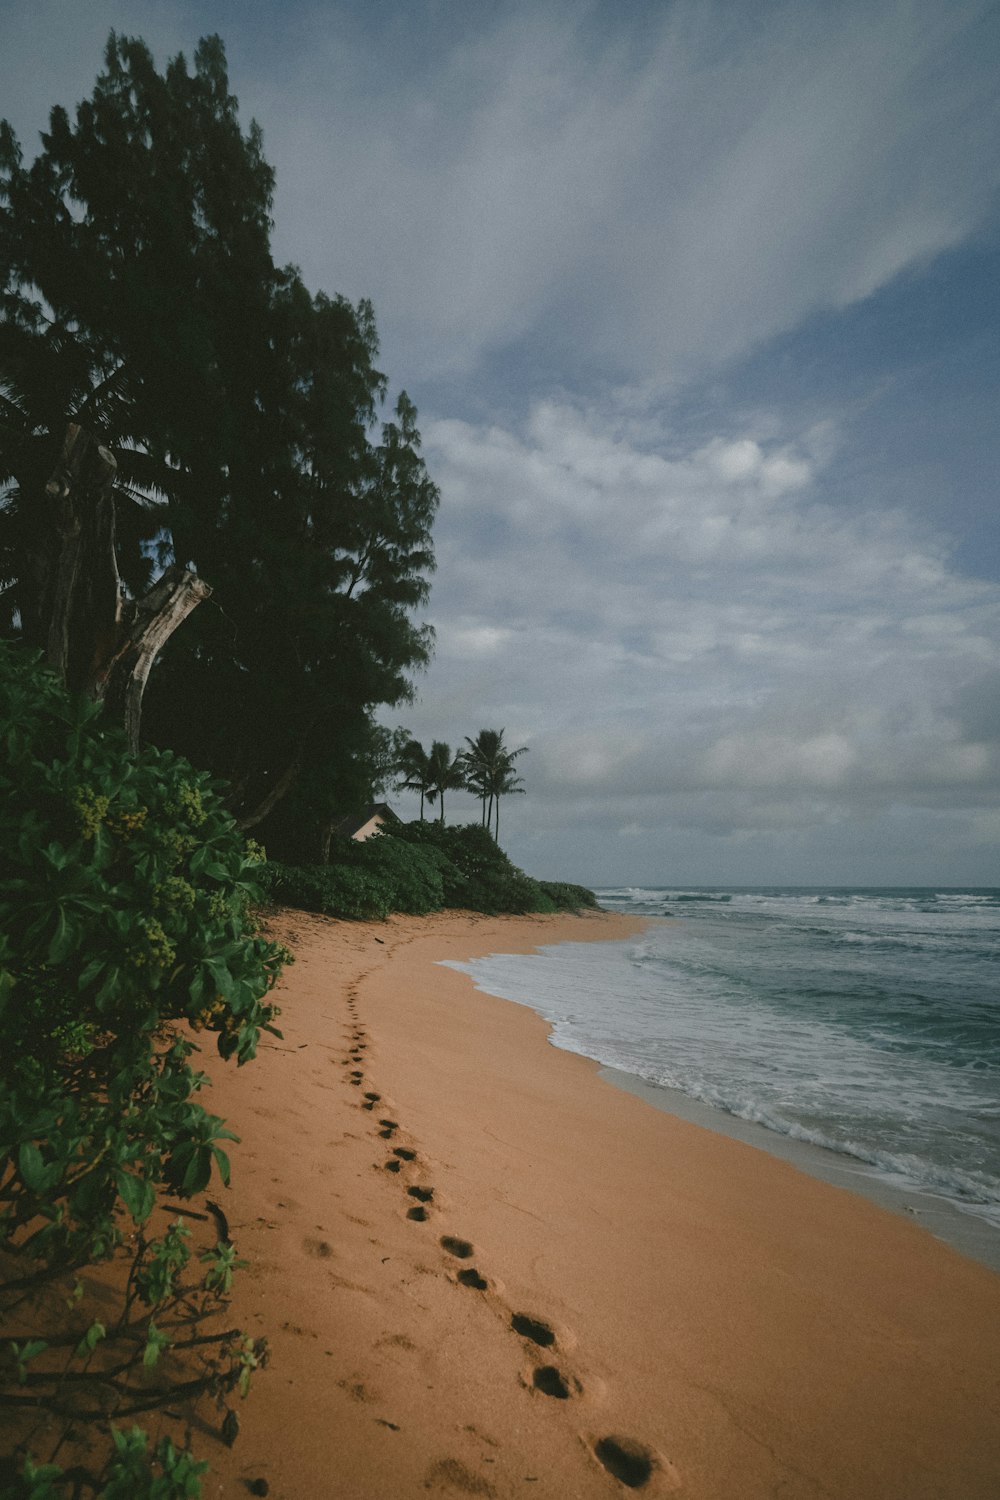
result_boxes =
[445,886,1000,1236]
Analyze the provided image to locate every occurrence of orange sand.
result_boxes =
[195,909,1000,1499]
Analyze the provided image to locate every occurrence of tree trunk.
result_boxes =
[102,566,212,750]
[40,423,211,749]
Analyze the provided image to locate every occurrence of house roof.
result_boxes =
[330,803,401,841]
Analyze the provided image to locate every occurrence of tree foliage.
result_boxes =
[423,741,467,824]
[0,33,438,827]
[461,728,527,838]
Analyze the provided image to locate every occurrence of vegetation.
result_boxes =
[0,32,591,1495]
[0,646,288,1494]
[0,33,438,839]
[261,821,597,921]
[395,728,528,838]
[461,728,527,838]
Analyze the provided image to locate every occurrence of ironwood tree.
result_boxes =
[0,33,437,824]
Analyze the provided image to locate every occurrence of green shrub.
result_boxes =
[260,820,599,922]
[0,645,287,1494]
[258,861,393,920]
[338,831,447,914]
[537,880,600,911]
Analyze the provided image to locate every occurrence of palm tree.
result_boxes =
[489,758,526,841]
[462,728,527,840]
[462,728,502,827]
[395,737,433,820]
[425,740,466,824]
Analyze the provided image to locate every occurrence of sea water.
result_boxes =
[442,888,1000,1254]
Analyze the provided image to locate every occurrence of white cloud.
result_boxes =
[393,395,1000,874]
[248,0,1000,383]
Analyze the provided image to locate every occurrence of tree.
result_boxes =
[425,740,466,825]
[462,727,527,839]
[489,755,526,841]
[396,735,433,820]
[0,34,438,817]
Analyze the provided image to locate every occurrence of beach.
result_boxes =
[198,909,1000,1499]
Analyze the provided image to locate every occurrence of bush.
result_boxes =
[537,880,600,911]
[257,861,393,920]
[0,646,288,1495]
[260,820,599,921]
[386,822,597,915]
[340,830,447,914]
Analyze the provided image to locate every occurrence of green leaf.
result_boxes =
[18,1141,49,1194]
[75,1320,105,1357]
[206,958,233,997]
[47,907,77,964]
[116,1169,155,1225]
[78,954,107,990]
[142,1321,169,1368]
[181,1145,212,1196]
[94,965,122,1011]
[211,1146,231,1187]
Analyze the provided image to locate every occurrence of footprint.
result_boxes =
[384,1159,402,1173]
[593,1437,657,1490]
[364,1092,381,1102]
[407,1206,428,1222]
[456,1268,488,1290]
[378,1118,398,1131]
[408,1187,433,1203]
[532,1366,572,1399]
[511,1314,555,1348]
[303,1237,334,1259]
[440,1236,473,1259]
[392,1147,416,1161]
[424,1458,494,1497]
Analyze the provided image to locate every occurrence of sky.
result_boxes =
[2,0,999,886]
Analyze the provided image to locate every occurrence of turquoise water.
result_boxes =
[445,888,1000,1233]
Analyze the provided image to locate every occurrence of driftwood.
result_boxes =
[41,422,211,749]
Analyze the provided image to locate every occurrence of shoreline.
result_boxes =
[199,908,1000,1499]
[448,916,1000,1275]
[600,1062,1000,1275]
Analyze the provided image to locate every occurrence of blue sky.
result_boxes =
[3,0,999,885]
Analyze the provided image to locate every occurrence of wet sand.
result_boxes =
[198,909,1000,1499]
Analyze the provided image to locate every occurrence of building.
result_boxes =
[329,803,401,843]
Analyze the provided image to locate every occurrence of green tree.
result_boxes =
[462,728,527,839]
[395,736,433,821]
[489,755,526,841]
[0,34,438,824]
[425,741,466,825]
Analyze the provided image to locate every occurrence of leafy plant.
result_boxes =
[0,644,287,1494]
[261,821,597,920]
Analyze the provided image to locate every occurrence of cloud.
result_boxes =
[6,3,997,393]
[392,394,1000,865]
[251,0,1000,384]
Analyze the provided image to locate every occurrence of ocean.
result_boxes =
[443,887,1000,1263]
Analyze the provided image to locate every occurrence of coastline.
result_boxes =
[600,1061,1000,1275]
[199,908,1000,1499]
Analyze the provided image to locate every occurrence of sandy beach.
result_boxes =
[194,909,1000,1499]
